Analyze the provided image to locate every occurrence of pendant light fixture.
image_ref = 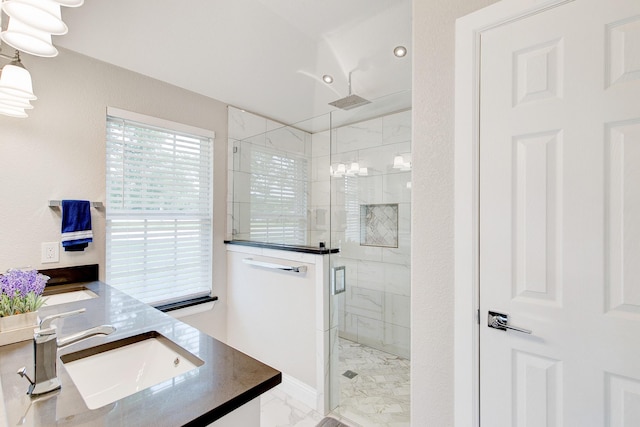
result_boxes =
[0,50,36,118]
[2,0,68,35]
[0,53,36,99]
[0,0,84,58]
[0,0,85,118]
[1,18,58,57]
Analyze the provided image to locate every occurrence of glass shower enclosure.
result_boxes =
[227,91,411,419]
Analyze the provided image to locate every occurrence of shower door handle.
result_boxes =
[487,311,532,334]
[331,266,346,295]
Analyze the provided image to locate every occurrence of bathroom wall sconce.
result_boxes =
[0,49,36,118]
[392,154,411,171]
[330,162,368,177]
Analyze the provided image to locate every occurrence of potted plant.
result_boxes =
[0,269,49,332]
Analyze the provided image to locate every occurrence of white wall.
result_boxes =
[411,0,498,425]
[226,248,317,386]
[0,48,229,341]
[225,245,332,412]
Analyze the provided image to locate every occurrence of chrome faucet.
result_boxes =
[21,308,115,396]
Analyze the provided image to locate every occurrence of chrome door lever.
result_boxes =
[488,311,532,334]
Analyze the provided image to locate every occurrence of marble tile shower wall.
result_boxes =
[227,106,313,242]
[314,110,412,359]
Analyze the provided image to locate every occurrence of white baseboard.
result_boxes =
[277,374,320,412]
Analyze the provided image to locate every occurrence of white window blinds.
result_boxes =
[105,108,214,306]
[249,146,308,244]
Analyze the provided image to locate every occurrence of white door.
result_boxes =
[480,0,640,425]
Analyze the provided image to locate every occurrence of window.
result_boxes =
[105,107,214,306]
[248,145,308,244]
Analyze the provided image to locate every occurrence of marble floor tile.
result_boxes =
[261,338,410,427]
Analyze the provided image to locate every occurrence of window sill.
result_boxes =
[154,296,218,317]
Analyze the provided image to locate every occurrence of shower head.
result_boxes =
[329,93,371,110]
[328,71,371,110]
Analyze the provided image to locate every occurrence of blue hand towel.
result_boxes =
[61,200,93,252]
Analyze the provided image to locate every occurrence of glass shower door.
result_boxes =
[326,104,412,422]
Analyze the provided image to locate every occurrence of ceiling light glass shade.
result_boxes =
[0,93,34,109]
[322,74,333,84]
[1,18,58,57]
[2,0,68,35]
[0,104,28,118]
[0,64,37,100]
[51,0,84,7]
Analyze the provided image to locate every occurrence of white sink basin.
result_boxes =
[43,289,98,306]
[60,331,204,409]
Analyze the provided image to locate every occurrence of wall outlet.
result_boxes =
[41,242,60,263]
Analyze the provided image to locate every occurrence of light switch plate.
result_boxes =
[41,242,59,263]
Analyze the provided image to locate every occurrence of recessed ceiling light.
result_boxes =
[393,46,408,58]
[322,74,334,84]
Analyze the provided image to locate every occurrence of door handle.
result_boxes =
[487,311,532,334]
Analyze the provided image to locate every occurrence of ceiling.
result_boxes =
[53,0,412,131]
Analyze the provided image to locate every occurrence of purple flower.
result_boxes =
[0,269,49,316]
[0,269,49,298]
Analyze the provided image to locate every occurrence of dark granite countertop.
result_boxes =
[0,281,281,426]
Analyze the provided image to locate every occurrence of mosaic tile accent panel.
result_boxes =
[360,204,398,248]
